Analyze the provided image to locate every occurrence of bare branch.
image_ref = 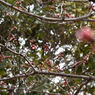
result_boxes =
[0,0,94,23]
[0,72,35,81]
[36,71,95,80]
[0,71,95,81]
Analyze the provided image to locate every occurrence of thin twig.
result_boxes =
[0,43,35,71]
[74,79,91,95]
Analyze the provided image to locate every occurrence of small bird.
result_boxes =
[75,26,95,42]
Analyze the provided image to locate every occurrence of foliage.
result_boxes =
[0,0,95,95]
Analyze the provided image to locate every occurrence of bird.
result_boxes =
[75,26,95,42]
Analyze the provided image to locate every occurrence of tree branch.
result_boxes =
[0,71,95,81]
[0,0,94,23]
